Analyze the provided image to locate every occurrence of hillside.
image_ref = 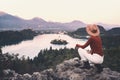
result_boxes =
[70,25,120,37]
[0,43,120,80]
[69,25,106,38]
[2,58,120,80]
[105,27,120,36]
[0,29,37,46]
[0,46,120,79]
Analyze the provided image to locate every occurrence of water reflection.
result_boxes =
[2,34,89,58]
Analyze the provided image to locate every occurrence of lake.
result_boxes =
[2,34,89,58]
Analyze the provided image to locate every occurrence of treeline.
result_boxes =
[0,29,37,46]
[103,47,120,72]
[101,35,120,49]
[101,32,120,72]
[0,47,79,77]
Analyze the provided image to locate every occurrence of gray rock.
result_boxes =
[31,72,42,80]
[2,57,120,80]
[16,74,24,80]
[23,73,31,80]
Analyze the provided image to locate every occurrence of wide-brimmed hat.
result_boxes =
[86,24,100,36]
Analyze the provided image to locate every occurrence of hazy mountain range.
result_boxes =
[0,11,120,31]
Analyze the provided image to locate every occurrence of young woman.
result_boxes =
[75,24,104,73]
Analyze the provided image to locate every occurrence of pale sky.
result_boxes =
[0,0,120,25]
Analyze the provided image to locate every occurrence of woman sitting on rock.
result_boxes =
[75,24,104,73]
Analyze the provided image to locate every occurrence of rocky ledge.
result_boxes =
[2,57,120,80]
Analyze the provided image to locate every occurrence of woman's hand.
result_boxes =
[75,46,79,50]
[76,44,81,47]
[75,44,80,50]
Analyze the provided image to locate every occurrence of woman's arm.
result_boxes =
[76,37,92,49]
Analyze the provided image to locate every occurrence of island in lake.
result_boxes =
[50,39,68,45]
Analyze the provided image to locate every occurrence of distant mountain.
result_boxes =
[63,20,86,31]
[71,25,120,37]
[97,25,106,34]
[0,11,86,31]
[105,27,120,36]
[72,25,106,36]
[97,23,120,30]
[0,11,6,16]
[0,11,120,32]
[0,12,30,30]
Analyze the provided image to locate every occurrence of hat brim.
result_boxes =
[86,25,100,36]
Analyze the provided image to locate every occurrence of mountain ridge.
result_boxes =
[0,12,85,31]
[0,11,120,31]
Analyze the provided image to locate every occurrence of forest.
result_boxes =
[0,29,37,46]
[0,47,79,76]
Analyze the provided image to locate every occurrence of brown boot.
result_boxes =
[80,61,91,69]
[94,64,103,73]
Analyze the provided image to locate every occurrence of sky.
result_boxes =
[0,0,120,25]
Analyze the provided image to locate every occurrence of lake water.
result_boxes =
[2,34,89,58]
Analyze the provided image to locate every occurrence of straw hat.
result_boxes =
[86,24,100,36]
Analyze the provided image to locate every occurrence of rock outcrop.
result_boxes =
[2,57,120,80]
